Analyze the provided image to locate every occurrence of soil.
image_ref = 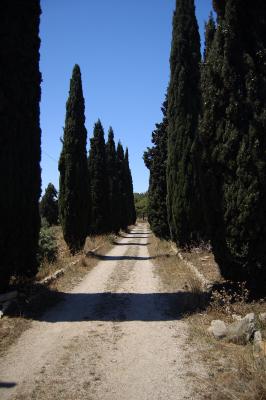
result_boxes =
[0,223,206,400]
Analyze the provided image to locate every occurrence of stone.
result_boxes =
[254,330,262,343]
[253,331,266,357]
[232,314,242,321]
[226,313,255,344]
[208,320,227,339]
[259,313,266,323]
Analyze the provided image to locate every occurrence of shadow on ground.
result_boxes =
[119,235,151,239]
[6,288,209,323]
[113,242,150,246]
[92,254,153,261]
[0,382,16,389]
[124,231,151,235]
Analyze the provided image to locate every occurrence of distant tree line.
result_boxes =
[134,192,148,220]
[145,0,266,293]
[0,2,135,291]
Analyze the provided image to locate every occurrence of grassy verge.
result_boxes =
[148,235,207,314]
[148,233,266,400]
[0,226,114,356]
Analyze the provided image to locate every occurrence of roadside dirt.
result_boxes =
[0,223,206,400]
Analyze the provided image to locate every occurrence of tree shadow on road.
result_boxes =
[92,254,154,261]
[6,289,209,323]
[43,291,209,323]
[113,242,150,246]
[0,382,16,388]
[125,232,151,235]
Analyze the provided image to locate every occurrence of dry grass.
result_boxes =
[148,235,208,313]
[181,246,222,284]
[35,227,115,291]
[148,233,266,400]
[188,302,266,400]
[186,270,266,399]
[0,226,114,356]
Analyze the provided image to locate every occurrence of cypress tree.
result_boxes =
[88,120,108,234]
[124,148,136,226]
[105,127,120,233]
[0,0,41,290]
[144,96,169,239]
[200,0,266,290]
[167,0,203,247]
[40,183,58,226]
[58,64,88,253]
[116,142,127,230]
[203,13,216,62]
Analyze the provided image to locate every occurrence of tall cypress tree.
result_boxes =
[167,0,203,247]
[105,127,120,233]
[124,148,136,226]
[144,96,169,239]
[0,0,41,290]
[58,65,88,253]
[116,142,127,230]
[88,120,108,234]
[200,0,266,290]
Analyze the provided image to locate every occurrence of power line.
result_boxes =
[42,150,57,163]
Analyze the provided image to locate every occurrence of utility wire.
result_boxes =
[42,150,57,163]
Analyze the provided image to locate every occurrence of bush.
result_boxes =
[38,227,58,263]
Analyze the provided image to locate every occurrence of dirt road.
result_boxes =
[0,223,203,400]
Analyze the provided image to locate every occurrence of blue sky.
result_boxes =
[40,0,213,194]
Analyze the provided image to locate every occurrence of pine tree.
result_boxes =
[124,148,136,226]
[105,127,120,233]
[88,120,108,234]
[40,183,58,226]
[58,65,89,253]
[0,0,41,290]
[144,97,169,239]
[167,0,203,247]
[200,0,266,291]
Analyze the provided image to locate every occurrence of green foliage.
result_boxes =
[167,0,203,246]
[144,96,169,239]
[134,193,148,219]
[105,127,120,233]
[124,149,136,226]
[38,227,58,264]
[87,123,135,234]
[116,142,128,230]
[58,64,89,254]
[199,0,266,291]
[40,183,58,226]
[0,0,41,290]
[88,120,108,234]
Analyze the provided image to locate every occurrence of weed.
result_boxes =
[210,282,250,316]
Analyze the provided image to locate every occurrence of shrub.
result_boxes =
[38,227,58,263]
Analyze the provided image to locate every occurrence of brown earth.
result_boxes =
[0,223,206,400]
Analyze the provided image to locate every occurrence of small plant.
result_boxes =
[41,217,50,228]
[38,227,58,263]
[210,282,249,315]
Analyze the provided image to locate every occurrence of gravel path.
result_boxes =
[0,223,203,400]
